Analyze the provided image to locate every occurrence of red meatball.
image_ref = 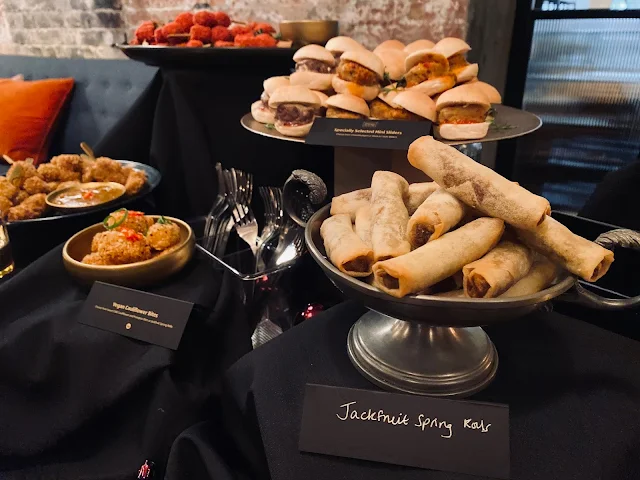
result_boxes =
[190,24,211,43]
[253,22,275,34]
[135,21,156,43]
[214,40,234,47]
[194,10,217,27]
[154,26,167,44]
[234,32,276,47]
[213,11,231,27]
[163,22,182,36]
[175,12,194,30]
[186,39,204,47]
[211,26,232,42]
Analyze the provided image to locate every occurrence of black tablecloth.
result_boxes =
[0,246,252,479]
[166,301,640,480]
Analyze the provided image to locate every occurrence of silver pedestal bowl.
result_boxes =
[305,205,640,397]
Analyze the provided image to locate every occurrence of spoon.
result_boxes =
[282,169,327,227]
[80,142,96,161]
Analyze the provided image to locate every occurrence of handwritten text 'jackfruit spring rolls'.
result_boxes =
[373,217,504,298]
[516,215,614,282]
[320,214,374,277]
[408,136,550,229]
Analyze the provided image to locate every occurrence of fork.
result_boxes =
[203,163,227,252]
[231,173,259,256]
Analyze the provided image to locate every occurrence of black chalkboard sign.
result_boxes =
[299,384,510,479]
[305,118,433,150]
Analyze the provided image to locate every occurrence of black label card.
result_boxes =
[305,118,432,150]
[79,282,194,350]
[299,384,510,479]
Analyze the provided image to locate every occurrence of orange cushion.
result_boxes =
[0,78,74,165]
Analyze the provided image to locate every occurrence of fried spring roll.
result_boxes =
[321,214,374,277]
[408,136,551,229]
[516,215,614,282]
[463,240,534,298]
[501,258,561,298]
[406,182,440,215]
[407,188,468,248]
[330,182,438,219]
[354,205,372,247]
[373,217,504,298]
[370,171,411,262]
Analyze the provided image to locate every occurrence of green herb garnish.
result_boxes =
[254,29,264,35]
[381,77,407,94]
[383,72,391,84]
[103,208,128,230]
[265,123,275,130]
[157,215,172,225]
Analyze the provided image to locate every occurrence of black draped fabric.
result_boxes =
[166,301,640,480]
[96,66,334,219]
[0,246,252,479]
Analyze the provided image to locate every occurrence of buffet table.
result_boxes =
[166,300,640,480]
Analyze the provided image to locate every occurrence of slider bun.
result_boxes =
[404,39,435,54]
[326,93,370,117]
[313,90,329,108]
[268,85,321,107]
[436,83,490,110]
[290,70,334,91]
[378,84,403,106]
[392,90,437,121]
[263,76,290,95]
[373,39,405,54]
[469,81,502,104]
[454,63,478,84]
[274,121,314,137]
[409,75,456,97]
[434,37,472,58]
[405,49,449,72]
[325,36,366,54]
[341,50,385,79]
[293,44,336,65]
[332,75,380,101]
[436,122,490,141]
[251,100,275,124]
[375,49,407,81]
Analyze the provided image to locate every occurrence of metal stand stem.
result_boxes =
[347,310,498,397]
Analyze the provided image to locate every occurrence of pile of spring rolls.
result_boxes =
[321,135,615,299]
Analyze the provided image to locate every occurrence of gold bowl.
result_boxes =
[63,216,195,288]
[279,20,339,46]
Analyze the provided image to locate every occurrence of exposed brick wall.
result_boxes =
[0,0,468,59]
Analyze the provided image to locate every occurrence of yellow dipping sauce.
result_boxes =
[52,184,124,208]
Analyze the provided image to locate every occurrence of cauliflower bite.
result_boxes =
[86,157,128,185]
[81,252,109,265]
[0,178,18,201]
[51,154,85,174]
[124,169,147,195]
[37,163,81,182]
[147,220,181,251]
[13,190,29,205]
[91,231,111,253]
[7,193,47,221]
[104,209,149,234]
[0,196,12,219]
[87,229,151,265]
[22,176,58,195]
[6,161,37,188]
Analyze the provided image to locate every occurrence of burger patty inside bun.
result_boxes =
[326,106,366,119]
[438,104,488,124]
[369,99,422,121]
[275,104,316,125]
[296,58,335,74]
[337,61,379,86]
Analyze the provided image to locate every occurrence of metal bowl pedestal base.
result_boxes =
[347,310,498,397]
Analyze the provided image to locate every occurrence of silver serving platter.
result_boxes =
[305,204,640,397]
[0,160,160,225]
[241,105,542,146]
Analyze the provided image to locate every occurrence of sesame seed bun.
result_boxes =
[332,75,380,101]
[341,50,385,79]
[268,85,321,108]
[293,44,336,65]
[326,93,370,117]
[392,90,437,121]
[375,49,407,81]
[403,39,436,54]
[433,37,472,58]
